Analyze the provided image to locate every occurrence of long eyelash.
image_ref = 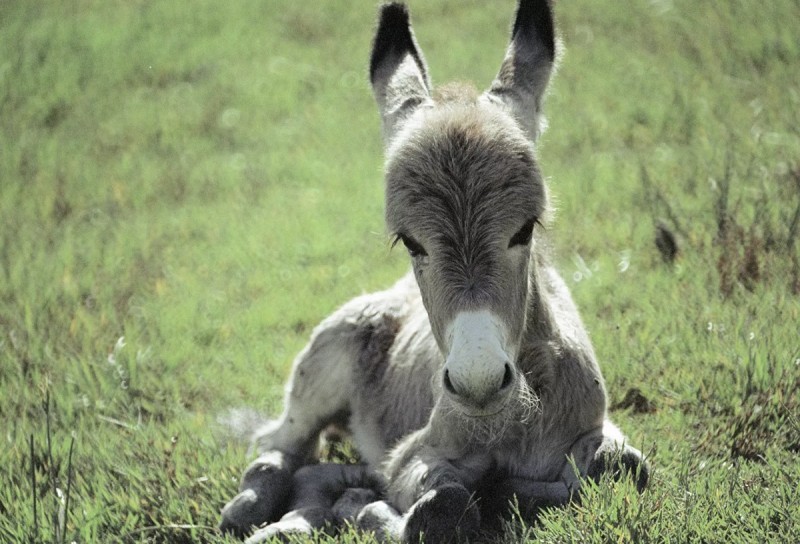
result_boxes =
[390,233,403,250]
[392,232,427,257]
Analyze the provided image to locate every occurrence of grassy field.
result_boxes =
[1,0,798,542]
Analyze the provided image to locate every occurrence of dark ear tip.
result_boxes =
[512,0,556,58]
[378,2,410,26]
[370,2,417,83]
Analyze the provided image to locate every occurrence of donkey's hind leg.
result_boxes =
[243,464,384,543]
[220,303,372,537]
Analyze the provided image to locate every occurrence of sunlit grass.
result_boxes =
[1,0,798,542]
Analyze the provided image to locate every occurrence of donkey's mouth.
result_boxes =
[447,394,512,419]
[444,376,540,424]
[460,406,505,419]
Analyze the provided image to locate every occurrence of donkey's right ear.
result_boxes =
[369,3,432,145]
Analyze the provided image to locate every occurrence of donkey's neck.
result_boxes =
[522,248,557,339]
[517,248,575,375]
[518,241,599,378]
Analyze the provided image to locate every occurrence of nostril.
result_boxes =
[443,369,456,395]
[500,363,514,390]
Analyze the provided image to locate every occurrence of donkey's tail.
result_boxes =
[215,407,269,448]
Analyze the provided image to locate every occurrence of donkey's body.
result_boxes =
[221,2,647,542]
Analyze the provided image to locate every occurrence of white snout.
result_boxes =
[442,310,517,413]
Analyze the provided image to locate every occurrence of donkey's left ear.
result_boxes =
[484,0,558,142]
[370,3,432,146]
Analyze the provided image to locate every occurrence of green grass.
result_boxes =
[1,0,798,542]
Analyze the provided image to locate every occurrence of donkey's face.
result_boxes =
[385,100,547,416]
[371,1,556,417]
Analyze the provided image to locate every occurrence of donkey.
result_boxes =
[220,1,648,542]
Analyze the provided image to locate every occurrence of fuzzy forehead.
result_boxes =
[385,103,547,234]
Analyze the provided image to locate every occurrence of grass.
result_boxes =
[1,0,798,542]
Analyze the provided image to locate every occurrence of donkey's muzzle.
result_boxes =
[443,361,516,413]
[441,310,518,414]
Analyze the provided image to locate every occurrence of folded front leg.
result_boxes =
[357,481,484,544]
[477,421,649,530]
[244,507,336,544]
[358,483,482,544]
[559,419,649,494]
[476,474,573,530]
[380,430,493,544]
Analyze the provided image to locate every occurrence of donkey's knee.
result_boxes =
[220,413,322,536]
[249,311,365,460]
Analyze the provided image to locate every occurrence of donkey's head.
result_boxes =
[370,1,557,418]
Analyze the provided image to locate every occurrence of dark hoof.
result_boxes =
[587,444,649,493]
[220,455,293,537]
[403,484,480,544]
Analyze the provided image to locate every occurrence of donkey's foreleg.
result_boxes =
[379,436,492,544]
[585,419,649,492]
[400,483,482,544]
[546,420,649,505]
[476,475,573,530]
[220,313,364,536]
[557,420,648,493]
[357,484,482,544]
[480,421,648,527]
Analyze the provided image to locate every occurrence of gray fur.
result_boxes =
[220,1,648,542]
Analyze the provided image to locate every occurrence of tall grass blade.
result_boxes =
[30,433,38,543]
[61,434,75,544]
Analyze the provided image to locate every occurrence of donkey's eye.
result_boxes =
[508,218,538,248]
[394,233,428,258]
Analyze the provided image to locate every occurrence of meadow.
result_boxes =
[1,0,798,542]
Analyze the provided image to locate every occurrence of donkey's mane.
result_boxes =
[432,82,480,104]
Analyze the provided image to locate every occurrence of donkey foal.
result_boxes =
[221,1,648,542]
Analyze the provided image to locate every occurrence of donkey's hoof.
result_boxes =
[402,484,480,544]
[588,443,649,493]
[220,489,264,537]
[219,461,293,537]
[244,507,336,543]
